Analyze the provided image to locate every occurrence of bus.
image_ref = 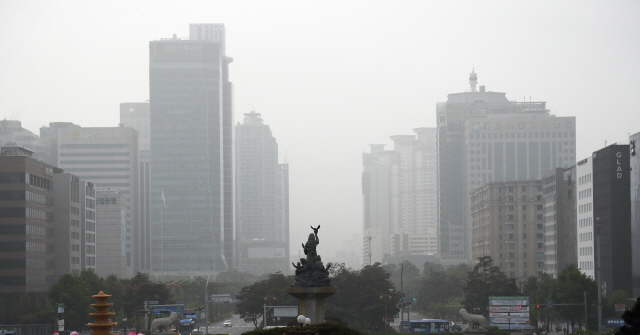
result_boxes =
[402,319,451,333]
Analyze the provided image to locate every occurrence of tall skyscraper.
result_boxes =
[235,111,289,274]
[362,128,438,264]
[436,71,575,263]
[120,102,151,272]
[149,24,234,275]
[362,144,392,265]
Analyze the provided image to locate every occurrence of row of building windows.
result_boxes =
[29,174,51,190]
[27,258,53,270]
[579,261,594,271]
[26,208,52,222]
[470,130,574,140]
[26,241,51,254]
[579,246,593,256]
[27,224,52,239]
[579,232,593,242]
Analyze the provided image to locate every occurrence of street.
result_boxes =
[201,314,257,335]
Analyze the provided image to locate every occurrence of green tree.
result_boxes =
[462,256,520,315]
[415,264,464,318]
[326,263,399,332]
[616,297,640,335]
[48,271,95,331]
[551,265,597,331]
[121,273,171,323]
[235,273,295,328]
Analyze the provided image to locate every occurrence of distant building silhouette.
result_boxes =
[362,128,438,265]
[436,71,576,264]
[149,24,235,275]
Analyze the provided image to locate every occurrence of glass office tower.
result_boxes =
[149,24,234,275]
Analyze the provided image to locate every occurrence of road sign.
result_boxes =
[547,300,552,307]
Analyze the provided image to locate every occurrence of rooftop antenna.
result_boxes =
[469,68,477,92]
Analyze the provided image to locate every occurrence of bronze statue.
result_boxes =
[293,225,332,287]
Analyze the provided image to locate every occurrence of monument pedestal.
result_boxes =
[286,287,337,324]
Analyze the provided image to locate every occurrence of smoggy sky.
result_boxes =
[2,1,639,265]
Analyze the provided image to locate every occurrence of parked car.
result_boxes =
[223,320,232,327]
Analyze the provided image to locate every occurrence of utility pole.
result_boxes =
[205,266,212,335]
[400,263,404,332]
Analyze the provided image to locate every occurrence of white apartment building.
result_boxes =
[576,157,595,278]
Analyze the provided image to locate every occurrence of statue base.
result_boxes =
[286,287,337,324]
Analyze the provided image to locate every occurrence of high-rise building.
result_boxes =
[630,132,640,296]
[52,173,84,278]
[235,111,288,274]
[149,24,235,275]
[437,71,575,263]
[576,156,595,279]
[120,102,151,272]
[542,166,577,278]
[0,143,55,293]
[592,144,632,295]
[95,189,127,278]
[56,126,139,277]
[0,120,40,153]
[362,144,392,265]
[388,128,438,256]
[362,128,438,264]
[470,180,545,281]
[37,122,80,166]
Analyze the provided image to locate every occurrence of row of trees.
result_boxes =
[0,269,260,331]
[235,263,399,332]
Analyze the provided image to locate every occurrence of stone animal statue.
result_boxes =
[459,308,488,330]
[151,312,179,333]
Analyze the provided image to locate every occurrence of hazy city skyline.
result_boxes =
[2,1,639,258]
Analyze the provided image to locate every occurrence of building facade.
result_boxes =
[630,132,640,296]
[120,102,151,272]
[470,180,545,282]
[576,156,595,278]
[149,24,235,275]
[56,126,139,277]
[0,143,55,293]
[362,144,392,265]
[235,111,289,274]
[542,166,578,278]
[52,173,83,278]
[437,71,575,263]
[95,189,127,278]
[592,144,632,295]
[362,127,438,264]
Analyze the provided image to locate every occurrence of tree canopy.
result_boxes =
[462,256,520,314]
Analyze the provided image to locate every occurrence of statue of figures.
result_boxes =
[293,225,332,287]
[302,225,320,263]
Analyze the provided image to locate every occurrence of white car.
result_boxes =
[223,320,232,327]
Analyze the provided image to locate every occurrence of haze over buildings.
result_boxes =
[149,24,234,275]
[436,72,575,263]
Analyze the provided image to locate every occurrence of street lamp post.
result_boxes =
[596,217,602,334]
[205,267,212,335]
[380,289,393,333]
